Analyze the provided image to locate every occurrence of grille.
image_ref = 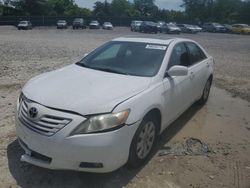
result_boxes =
[18,98,71,136]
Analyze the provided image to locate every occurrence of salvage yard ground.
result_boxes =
[0,26,250,188]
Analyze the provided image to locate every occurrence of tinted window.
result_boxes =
[186,42,206,65]
[168,43,189,69]
[78,41,167,77]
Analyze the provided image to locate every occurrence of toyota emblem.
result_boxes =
[29,107,38,118]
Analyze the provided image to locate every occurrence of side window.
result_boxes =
[186,42,206,66]
[167,43,189,69]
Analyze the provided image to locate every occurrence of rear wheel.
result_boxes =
[198,77,212,105]
[128,114,157,167]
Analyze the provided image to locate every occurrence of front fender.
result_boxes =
[113,82,165,126]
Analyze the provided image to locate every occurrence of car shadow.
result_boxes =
[7,103,203,188]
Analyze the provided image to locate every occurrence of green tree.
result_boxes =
[92,1,111,19]
[9,0,50,15]
[213,0,241,22]
[182,0,214,22]
[237,0,250,23]
[134,0,157,17]
[182,0,249,23]
[110,0,131,17]
[0,2,2,16]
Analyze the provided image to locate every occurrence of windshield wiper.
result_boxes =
[75,62,91,68]
[92,67,129,75]
[76,63,130,75]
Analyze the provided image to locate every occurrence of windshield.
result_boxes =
[167,24,177,27]
[58,20,66,23]
[74,18,82,22]
[213,23,222,27]
[135,21,142,25]
[77,41,167,77]
[20,21,27,24]
[241,24,250,28]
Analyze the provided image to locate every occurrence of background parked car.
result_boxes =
[139,21,158,33]
[177,24,197,34]
[231,24,250,34]
[156,21,166,33]
[131,20,142,32]
[192,25,203,32]
[203,23,226,33]
[223,24,232,33]
[102,22,113,30]
[17,21,32,30]
[72,18,86,29]
[162,23,181,34]
[89,20,100,29]
[56,20,67,29]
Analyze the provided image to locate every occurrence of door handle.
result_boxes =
[206,62,210,68]
[189,72,195,79]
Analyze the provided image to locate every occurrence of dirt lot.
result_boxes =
[0,26,250,188]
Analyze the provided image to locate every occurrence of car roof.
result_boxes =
[112,37,192,45]
[232,24,249,26]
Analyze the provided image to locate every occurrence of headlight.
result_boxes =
[70,109,130,135]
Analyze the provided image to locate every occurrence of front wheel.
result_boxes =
[198,78,212,105]
[128,114,157,167]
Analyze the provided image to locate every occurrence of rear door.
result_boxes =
[185,42,209,101]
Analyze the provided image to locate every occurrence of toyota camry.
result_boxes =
[16,37,214,173]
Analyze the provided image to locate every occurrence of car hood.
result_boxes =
[22,64,152,116]
[216,26,225,29]
[169,26,180,30]
[18,24,28,26]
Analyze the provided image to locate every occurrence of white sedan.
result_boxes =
[16,37,214,173]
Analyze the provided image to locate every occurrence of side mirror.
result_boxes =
[167,65,188,77]
[83,53,88,57]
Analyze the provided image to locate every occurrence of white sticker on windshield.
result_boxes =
[146,44,167,50]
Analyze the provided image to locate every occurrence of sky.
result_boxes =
[75,0,183,10]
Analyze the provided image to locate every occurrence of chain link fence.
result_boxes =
[0,16,138,27]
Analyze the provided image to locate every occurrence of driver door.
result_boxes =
[162,42,193,128]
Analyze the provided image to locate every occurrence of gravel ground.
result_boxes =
[0,26,249,101]
[0,26,250,188]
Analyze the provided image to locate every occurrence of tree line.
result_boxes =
[0,0,249,24]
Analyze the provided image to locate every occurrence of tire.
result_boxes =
[128,114,158,168]
[197,77,212,105]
